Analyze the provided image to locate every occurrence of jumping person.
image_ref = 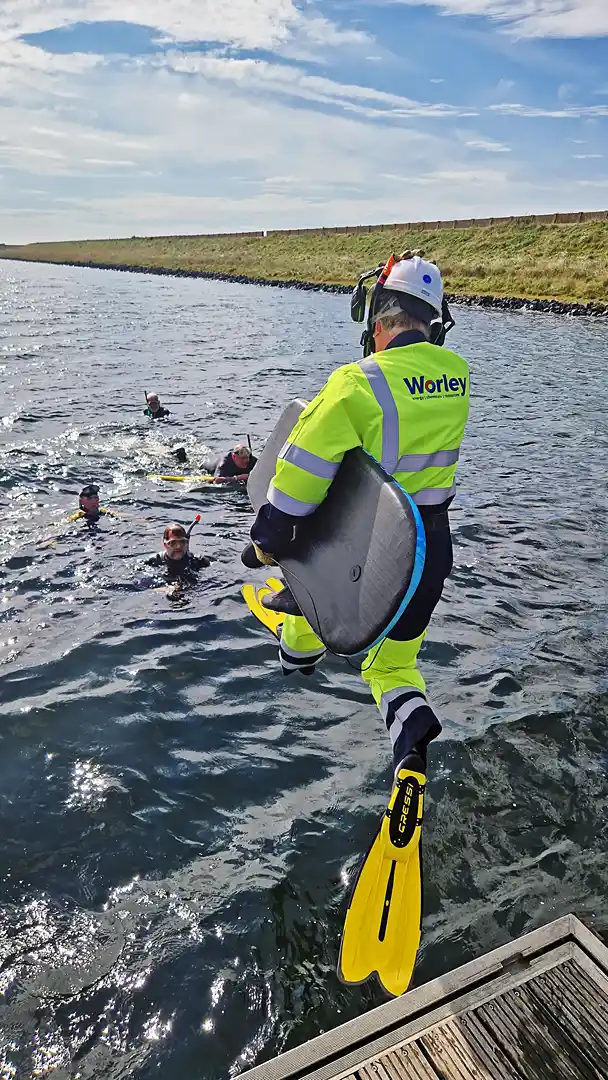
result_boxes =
[242,252,470,994]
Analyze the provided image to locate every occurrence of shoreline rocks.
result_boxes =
[4,257,608,317]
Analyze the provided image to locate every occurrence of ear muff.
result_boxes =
[360,327,375,356]
[350,282,367,323]
[429,299,455,346]
[361,281,383,357]
[350,265,383,325]
[350,261,455,355]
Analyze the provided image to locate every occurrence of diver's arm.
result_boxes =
[213,455,238,483]
[249,368,363,559]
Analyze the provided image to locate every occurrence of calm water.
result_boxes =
[0,260,606,1079]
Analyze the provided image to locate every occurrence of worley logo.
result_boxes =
[404,374,467,397]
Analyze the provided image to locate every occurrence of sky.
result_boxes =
[0,0,607,243]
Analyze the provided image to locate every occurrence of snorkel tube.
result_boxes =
[350,250,455,357]
[186,514,201,540]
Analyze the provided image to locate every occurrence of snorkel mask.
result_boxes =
[350,251,455,357]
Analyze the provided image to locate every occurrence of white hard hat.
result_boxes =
[382,255,443,317]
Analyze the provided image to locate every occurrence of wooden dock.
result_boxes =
[239,914,608,1080]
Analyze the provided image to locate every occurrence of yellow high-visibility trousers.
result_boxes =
[279,616,439,768]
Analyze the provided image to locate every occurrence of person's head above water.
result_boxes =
[163,523,189,561]
[79,483,100,516]
[147,392,161,413]
[350,250,454,357]
[231,444,252,471]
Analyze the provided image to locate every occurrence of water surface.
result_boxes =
[0,260,606,1079]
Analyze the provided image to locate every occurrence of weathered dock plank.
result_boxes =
[238,915,608,1080]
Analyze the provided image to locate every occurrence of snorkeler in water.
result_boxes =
[146,518,210,600]
[148,521,209,577]
[144,392,170,419]
[68,484,117,523]
[213,444,257,484]
[39,484,119,547]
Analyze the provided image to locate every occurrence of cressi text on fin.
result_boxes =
[338,762,426,997]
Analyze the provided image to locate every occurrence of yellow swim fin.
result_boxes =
[338,758,425,997]
[147,474,214,483]
[241,577,285,639]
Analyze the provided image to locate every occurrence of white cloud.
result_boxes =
[84,158,138,166]
[379,166,511,187]
[0,170,565,241]
[0,38,102,101]
[155,52,478,119]
[5,160,606,243]
[573,153,603,158]
[0,100,157,176]
[557,82,575,101]
[465,138,511,152]
[488,102,608,117]
[0,47,542,245]
[0,0,301,51]
[1,0,606,244]
[297,15,369,46]
[0,40,100,74]
[429,167,511,186]
[0,56,451,192]
[0,0,371,66]
[383,1,608,39]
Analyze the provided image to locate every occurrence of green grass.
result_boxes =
[2,220,608,304]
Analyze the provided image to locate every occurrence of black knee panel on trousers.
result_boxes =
[389,523,453,642]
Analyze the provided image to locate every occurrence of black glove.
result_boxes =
[241,542,277,569]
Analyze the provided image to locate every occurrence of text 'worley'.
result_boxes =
[404,374,467,397]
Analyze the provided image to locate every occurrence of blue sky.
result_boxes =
[1,0,607,242]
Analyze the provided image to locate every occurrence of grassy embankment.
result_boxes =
[1,220,608,304]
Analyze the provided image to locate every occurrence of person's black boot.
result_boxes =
[261,586,302,617]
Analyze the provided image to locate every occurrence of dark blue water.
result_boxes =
[0,260,606,1079]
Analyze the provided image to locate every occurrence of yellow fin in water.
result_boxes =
[338,760,425,997]
[147,474,214,483]
[241,577,284,638]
